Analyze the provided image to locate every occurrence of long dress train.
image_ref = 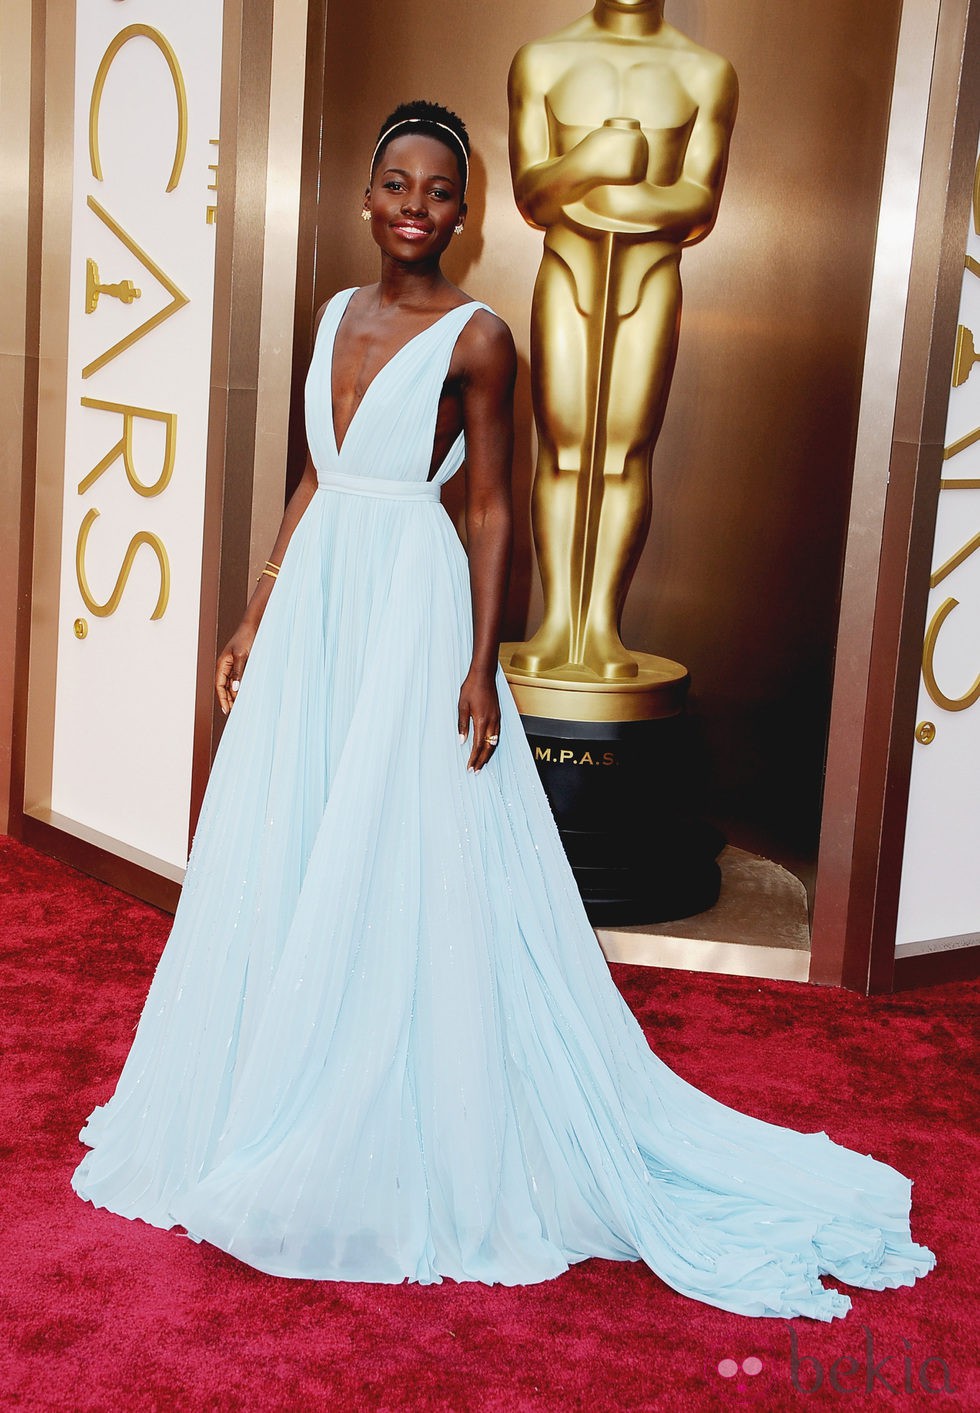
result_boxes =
[71,289,935,1319]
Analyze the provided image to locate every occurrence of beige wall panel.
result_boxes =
[23,0,74,827]
[309,0,901,877]
[0,0,36,833]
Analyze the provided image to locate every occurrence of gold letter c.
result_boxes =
[89,24,188,193]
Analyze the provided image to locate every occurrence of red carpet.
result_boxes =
[1,833,976,1410]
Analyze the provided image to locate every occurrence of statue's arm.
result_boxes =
[627,56,739,242]
[673,57,738,243]
[508,45,647,229]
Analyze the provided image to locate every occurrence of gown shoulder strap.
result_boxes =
[313,288,358,347]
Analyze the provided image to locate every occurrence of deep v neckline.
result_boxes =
[329,290,472,458]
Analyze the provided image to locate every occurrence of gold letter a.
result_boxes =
[83,195,189,379]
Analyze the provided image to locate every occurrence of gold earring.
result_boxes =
[454,222,464,236]
[361,209,371,222]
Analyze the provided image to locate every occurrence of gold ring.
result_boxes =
[485,734,499,746]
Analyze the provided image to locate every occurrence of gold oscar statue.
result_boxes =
[505,0,737,694]
[85,258,142,316]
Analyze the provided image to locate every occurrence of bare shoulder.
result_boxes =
[456,307,517,386]
[461,306,515,355]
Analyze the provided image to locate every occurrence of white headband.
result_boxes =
[370,118,469,193]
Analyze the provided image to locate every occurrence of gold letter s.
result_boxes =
[75,508,171,620]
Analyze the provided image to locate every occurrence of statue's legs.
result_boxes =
[581,254,681,677]
[511,244,589,674]
[514,238,682,679]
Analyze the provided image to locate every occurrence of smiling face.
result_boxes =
[364,133,466,263]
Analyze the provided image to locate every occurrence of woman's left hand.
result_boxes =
[458,669,501,772]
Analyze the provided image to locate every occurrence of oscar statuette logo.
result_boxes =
[85,258,141,315]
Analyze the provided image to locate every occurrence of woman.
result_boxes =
[73,101,934,1320]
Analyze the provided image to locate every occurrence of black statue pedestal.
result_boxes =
[502,647,723,927]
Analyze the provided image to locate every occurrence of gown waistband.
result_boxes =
[317,471,441,501]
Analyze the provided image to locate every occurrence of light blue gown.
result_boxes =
[72,289,935,1319]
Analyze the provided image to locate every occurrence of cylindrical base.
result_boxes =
[518,714,724,926]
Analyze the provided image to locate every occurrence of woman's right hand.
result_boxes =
[215,623,257,715]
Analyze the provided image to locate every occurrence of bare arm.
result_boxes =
[215,302,328,714]
[455,311,518,772]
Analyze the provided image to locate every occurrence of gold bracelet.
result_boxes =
[257,566,278,582]
[264,559,281,572]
